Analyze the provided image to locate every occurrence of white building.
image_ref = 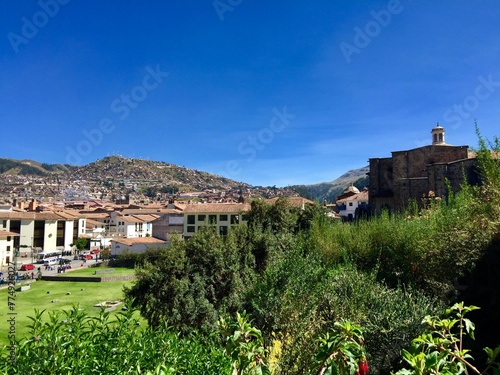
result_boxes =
[183,203,251,238]
[110,236,168,256]
[0,230,19,268]
[336,185,369,221]
[109,211,158,238]
[0,211,86,260]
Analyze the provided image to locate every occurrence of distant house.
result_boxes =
[151,211,184,242]
[183,203,251,239]
[110,236,168,256]
[85,218,110,251]
[368,124,479,214]
[0,230,19,268]
[108,211,158,238]
[336,185,369,221]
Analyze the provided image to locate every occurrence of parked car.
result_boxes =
[62,258,72,265]
[80,254,93,260]
[90,249,100,254]
[20,264,35,271]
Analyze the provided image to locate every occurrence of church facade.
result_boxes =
[368,125,479,214]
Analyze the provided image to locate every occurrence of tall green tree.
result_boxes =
[125,226,257,334]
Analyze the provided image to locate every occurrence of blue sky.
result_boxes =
[1,1,499,186]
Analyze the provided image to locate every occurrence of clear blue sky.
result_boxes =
[1,1,499,186]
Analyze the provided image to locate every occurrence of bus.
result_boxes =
[36,250,63,264]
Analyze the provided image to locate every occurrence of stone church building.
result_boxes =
[368,124,479,214]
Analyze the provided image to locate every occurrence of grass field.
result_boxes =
[0,267,139,347]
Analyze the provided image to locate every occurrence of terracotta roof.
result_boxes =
[80,213,110,220]
[0,231,20,237]
[183,203,251,214]
[86,218,104,227]
[111,237,167,246]
[131,214,160,221]
[119,208,183,215]
[120,215,143,223]
[336,190,369,204]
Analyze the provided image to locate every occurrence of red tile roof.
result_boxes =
[183,203,251,213]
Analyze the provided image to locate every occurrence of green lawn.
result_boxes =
[0,269,140,347]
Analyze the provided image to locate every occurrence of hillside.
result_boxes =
[70,156,250,191]
[0,158,76,176]
[0,156,258,202]
[290,166,369,202]
[0,156,366,203]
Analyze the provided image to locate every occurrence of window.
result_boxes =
[7,236,11,242]
[220,215,228,222]
[219,226,228,236]
[349,202,353,206]
[6,246,11,252]
[187,215,195,225]
[197,215,206,222]
[208,215,217,224]
[2,220,6,228]
[187,226,195,233]
[231,215,239,224]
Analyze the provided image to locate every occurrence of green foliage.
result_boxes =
[395,303,500,375]
[124,227,257,335]
[219,312,271,375]
[0,304,231,374]
[74,237,89,252]
[313,321,367,375]
[247,242,444,374]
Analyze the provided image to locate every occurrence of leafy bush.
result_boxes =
[247,243,444,374]
[124,226,257,335]
[395,303,500,375]
[0,304,230,374]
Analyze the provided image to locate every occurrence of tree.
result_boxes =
[73,237,89,254]
[124,226,256,334]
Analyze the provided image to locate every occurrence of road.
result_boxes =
[0,256,101,281]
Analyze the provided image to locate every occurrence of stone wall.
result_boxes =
[41,275,136,282]
[369,144,475,213]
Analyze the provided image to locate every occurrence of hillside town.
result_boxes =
[0,124,482,270]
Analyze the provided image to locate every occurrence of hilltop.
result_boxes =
[70,156,250,191]
[290,166,369,202]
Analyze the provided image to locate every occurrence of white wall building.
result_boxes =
[110,236,168,256]
[0,230,19,268]
[336,187,369,221]
[0,211,86,259]
[183,203,251,239]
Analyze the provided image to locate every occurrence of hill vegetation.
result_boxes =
[0,158,75,176]
[70,156,250,191]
